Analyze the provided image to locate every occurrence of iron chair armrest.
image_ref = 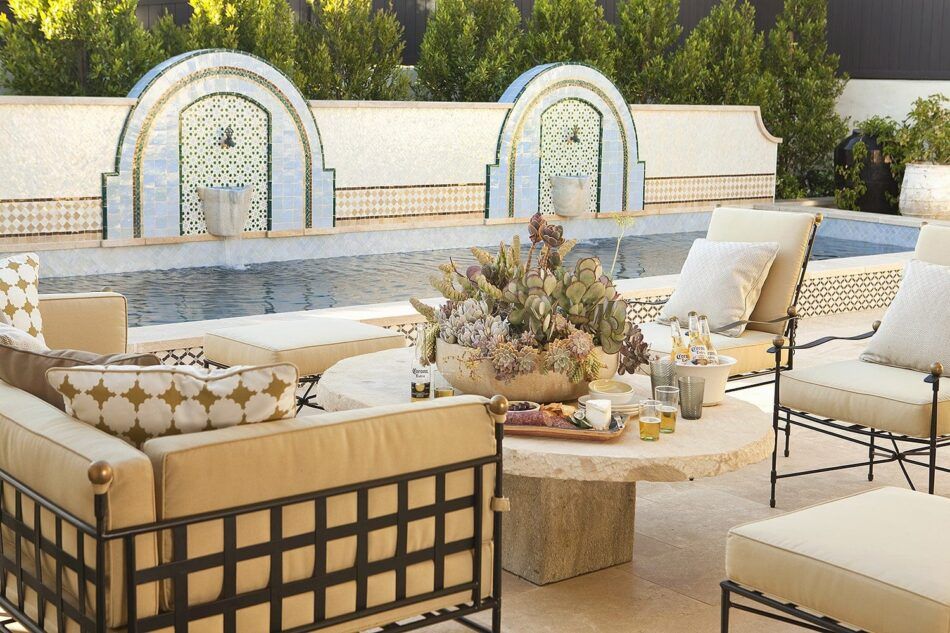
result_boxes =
[712,307,801,336]
[768,320,880,354]
[625,296,669,307]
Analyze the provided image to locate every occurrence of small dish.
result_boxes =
[508,400,541,412]
[588,379,635,405]
[578,395,639,415]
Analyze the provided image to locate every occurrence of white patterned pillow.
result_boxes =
[860,259,950,373]
[47,363,299,448]
[659,239,780,337]
[0,253,44,345]
[0,319,49,354]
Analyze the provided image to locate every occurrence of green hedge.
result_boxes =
[0,0,851,197]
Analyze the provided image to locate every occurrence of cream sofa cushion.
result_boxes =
[779,359,950,438]
[727,487,950,633]
[0,253,44,344]
[204,317,406,376]
[638,321,782,376]
[0,379,159,629]
[706,207,816,335]
[48,364,298,448]
[39,292,128,354]
[142,395,498,630]
[659,239,779,336]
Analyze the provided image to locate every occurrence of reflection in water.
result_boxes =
[42,232,906,327]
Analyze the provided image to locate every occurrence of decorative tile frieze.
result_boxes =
[797,269,903,317]
[0,197,102,237]
[335,183,486,220]
[644,174,775,205]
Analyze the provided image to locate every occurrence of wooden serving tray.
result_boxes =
[504,415,631,441]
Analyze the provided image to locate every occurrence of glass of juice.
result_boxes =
[639,399,661,441]
[655,386,679,433]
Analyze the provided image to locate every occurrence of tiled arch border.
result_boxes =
[102,50,335,240]
[486,63,646,219]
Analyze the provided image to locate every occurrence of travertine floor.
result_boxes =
[429,309,950,633]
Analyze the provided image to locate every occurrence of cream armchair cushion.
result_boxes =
[48,363,298,447]
[860,259,950,373]
[658,239,779,336]
[0,253,44,344]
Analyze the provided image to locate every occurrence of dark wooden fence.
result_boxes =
[6,0,949,79]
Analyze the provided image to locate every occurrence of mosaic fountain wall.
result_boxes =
[0,58,783,250]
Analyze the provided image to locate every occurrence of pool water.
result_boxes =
[43,232,907,327]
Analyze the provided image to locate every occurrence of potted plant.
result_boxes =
[411,213,650,403]
[897,94,950,219]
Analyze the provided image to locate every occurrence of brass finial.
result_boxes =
[88,461,114,494]
[921,221,929,227]
[488,395,509,422]
[787,305,799,318]
[931,362,943,378]
[814,212,824,225]
[872,320,882,331]
[772,335,786,348]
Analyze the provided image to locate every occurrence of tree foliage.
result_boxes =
[188,0,298,78]
[765,0,847,198]
[666,0,777,115]
[0,0,162,95]
[524,0,617,78]
[415,0,523,101]
[615,0,681,103]
[296,0,408,100]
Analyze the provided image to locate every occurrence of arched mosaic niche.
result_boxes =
[486,63,645,219]
[102,50,335,240]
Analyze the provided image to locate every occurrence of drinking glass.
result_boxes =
[649,357,675,395]
[433,370,455,398]
[655,385,679,433]
[639,399,661,441]
[678,376,705,420]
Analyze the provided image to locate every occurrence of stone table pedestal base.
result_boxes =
[502,474,636,585]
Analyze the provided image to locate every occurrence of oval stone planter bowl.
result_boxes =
[549,175,592,217]
[436,339,619,403]
[898,163,950,220]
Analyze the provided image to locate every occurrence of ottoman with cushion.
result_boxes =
[722,487,950,633]
[204,317,406,410]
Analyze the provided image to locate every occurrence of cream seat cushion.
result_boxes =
[779,359,950,438]
[727,487,950,633]
[639,321,778,376]
[204,317,406,376]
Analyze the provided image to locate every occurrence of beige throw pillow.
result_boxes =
[0,320,49,354]
[48,363,299,448]
[860,259,950,373]
[0,253,44,344]
[659,239,780,337]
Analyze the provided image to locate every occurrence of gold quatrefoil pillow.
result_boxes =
[0,253,44,345]
[47,363,299,448]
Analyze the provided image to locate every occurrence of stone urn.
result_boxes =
[197,185,254,237]
[549,175,591,217]
[435,339,619,403]
[898,164,950,219]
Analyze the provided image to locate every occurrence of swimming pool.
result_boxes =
[43,232,908,327]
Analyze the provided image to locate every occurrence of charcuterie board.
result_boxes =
[504,401,631,441]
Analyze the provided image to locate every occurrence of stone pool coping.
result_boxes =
[127,250,913,359]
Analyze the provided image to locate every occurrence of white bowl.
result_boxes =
[673,355,737,406]
[588,379,635,405]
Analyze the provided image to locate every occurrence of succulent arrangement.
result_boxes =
[412,213,651,384]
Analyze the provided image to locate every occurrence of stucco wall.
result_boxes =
[836,79,950,124]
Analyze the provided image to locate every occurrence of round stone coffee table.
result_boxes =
[317,347,773,585]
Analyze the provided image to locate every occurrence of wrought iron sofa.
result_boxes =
[0,293,507,633]
[632,206,820,389]
[768,223,949,506]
